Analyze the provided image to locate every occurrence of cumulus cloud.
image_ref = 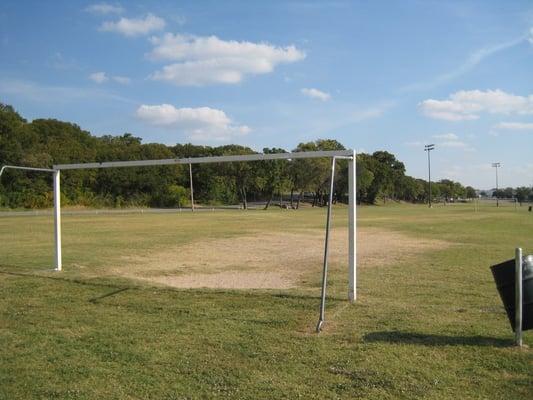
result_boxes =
[147,34,305,86]
[89,71,108,84]
[301,88,331,101]
[494,121,533,131]
[419,89,533,121]
[136,104,251,141]
[100,13,165,37]
[85,3,124,15]
[89,72,130,84]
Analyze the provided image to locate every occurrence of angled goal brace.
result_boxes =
[2,149,357,328]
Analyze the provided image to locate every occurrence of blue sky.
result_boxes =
[1,1,532,188]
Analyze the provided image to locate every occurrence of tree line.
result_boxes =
[482,187,533,205]
[1,103,529,209]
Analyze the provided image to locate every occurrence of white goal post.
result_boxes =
[2,149,357,303]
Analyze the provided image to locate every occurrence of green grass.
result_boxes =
[1,204,532,399]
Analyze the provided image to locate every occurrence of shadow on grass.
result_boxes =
[271,292,345,301]
[89,287,130,303]
[0,269,129,289]
[364,330,513,347]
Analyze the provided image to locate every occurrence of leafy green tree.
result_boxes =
[516,187,531,205]
[365,151,405,204]
[465,186,477,199]
[256,147,289,209]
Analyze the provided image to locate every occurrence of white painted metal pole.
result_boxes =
[348,150,357,302]
[317,157,337,333]
[189,163,195,212]
[515,247,523,347]
[53,170,62,271]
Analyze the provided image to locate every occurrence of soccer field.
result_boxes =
[1,204,532,399]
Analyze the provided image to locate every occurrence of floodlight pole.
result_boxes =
[492,163,500,207]
[425,144,435,208]
[189,163,194,212]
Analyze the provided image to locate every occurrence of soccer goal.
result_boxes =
[1,149,357,331]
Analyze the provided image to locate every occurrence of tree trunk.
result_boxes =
[240,187,248,209]
[296,191,303,209]
[264,191,274,210]
[290,188,294,208]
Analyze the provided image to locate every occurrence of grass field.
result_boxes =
[1,204,532,399]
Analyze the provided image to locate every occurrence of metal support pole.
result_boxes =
[189,163,194,212]
[348,150,357,302]
[53,170,62,271]
[317,157,337,333]
[428,149,432,208]
[496,167,499,207]
[492,163,500,207]
[425,144,435,208]
[515,247,523,347]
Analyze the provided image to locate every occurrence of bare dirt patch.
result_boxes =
[113,227,449,289]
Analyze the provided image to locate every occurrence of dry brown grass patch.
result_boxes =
[110,227,449,289]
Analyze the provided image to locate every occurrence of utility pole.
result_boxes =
[492,162,500,207]
[425,144,435,208]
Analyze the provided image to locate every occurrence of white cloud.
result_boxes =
[89,72,130,84]
[136,104,251,141]
[100,13,165,37]
[419,89,533,121]
[494,121,533,131]
[89,72,108,84]
[85,3,124,15]
[433,133,459,140]
[301,88,331,101]
[148,34,305,86]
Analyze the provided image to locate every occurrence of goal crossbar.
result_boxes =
[53,150,354,170]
